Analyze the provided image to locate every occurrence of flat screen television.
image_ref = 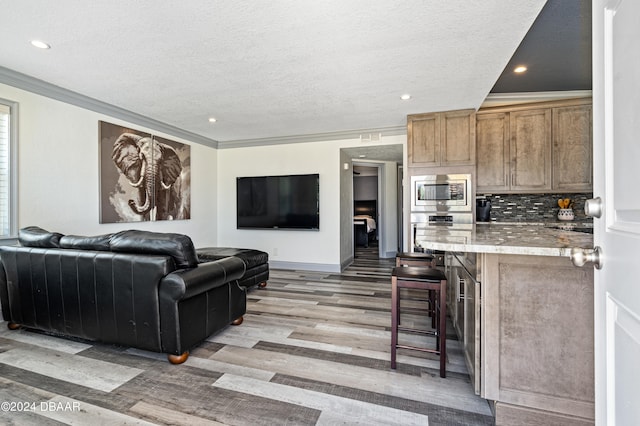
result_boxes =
[236,173,320,230]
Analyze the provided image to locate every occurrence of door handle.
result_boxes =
[570,246,603,269]
[584,197,603,218]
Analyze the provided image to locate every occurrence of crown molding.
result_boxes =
[8,63,585,150]
[482,90,592,108]
[217,125,406,149]
[0,66,219,148]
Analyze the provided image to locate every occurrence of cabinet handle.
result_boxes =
[457,277,466,302]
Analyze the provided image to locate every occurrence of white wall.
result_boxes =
[1,80,406,267]
[339,149,354,269]
[0,83,219,247]
[217,135,405,271]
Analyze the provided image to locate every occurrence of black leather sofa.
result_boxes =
[0,227,251,364]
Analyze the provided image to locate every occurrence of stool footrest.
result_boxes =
[397,326,437,336]
[396,344,441,356]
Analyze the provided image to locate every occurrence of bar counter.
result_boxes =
[415,222,595,425]
[414,222,593,257]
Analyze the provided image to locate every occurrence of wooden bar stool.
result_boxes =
[391,266,447,378]
[395,252,437,327]
[395,252,436,268]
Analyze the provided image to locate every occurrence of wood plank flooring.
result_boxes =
[0,245,494,425]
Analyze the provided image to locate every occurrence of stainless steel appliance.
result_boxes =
[409,173,473,255]
[410,174,471,212]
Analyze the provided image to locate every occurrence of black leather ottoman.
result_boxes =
[197,247,269,289]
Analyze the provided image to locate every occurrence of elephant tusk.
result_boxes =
[130,174,144,188]
[130,159,146,188]
[160,180,172,190]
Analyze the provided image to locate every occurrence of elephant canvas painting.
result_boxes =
[99,121,191,223]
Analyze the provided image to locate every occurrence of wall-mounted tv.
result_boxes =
[236,173,320,230]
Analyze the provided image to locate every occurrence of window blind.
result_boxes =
[0,103,11,236]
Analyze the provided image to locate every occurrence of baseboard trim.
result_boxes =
[383,251,398,259]
[269,260,341,273]
[340,256,354,271]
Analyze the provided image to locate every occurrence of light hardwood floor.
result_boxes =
[0,245,493,425]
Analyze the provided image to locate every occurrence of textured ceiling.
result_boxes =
[0,0,547,144]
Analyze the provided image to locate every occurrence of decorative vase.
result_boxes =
[558,208,575,221]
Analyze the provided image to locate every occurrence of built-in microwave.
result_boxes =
[410,174,472,212]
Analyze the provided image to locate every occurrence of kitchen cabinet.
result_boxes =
[509,108,552,191]
[445,253,462,339]
[552,104,593,191]
[447,253,462,331]
[476,98,592,194]
[445,253,456,321]
[476,112,510,191]
[419,224,595,424]
[482,253,594,423]
[463,264,480,395]
[447,252,481,395]
[408,109,476,167]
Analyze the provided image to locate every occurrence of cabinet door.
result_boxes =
[446,255,461,338]
[441,110,476,166]
[464,275,481,395]
[476,112,510,192]
[445,254,453,310]
[450,255,465,340]
[408,109,475,167]
[408,113,439,166]
[510,109,552,191]
[552,104,593,191]
[455,273,464,342]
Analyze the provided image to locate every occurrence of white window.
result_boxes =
[0,100,17,239]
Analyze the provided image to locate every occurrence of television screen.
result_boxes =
[236,174,320,230]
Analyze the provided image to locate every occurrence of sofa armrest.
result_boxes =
[160,256,246,301]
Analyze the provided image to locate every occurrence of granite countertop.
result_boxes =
[414,223,594,257]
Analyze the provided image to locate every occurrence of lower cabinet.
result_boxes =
[447,252,481,395]
[463,270,481,395]
[482,253,594,424]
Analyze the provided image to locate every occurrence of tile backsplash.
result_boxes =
[476,193,593,223]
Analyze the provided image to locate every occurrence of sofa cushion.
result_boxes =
[59,233,114,251]
[110,230,198,269]
[18,226,64,248]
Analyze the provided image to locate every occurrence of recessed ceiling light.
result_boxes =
[359,155,366,158]
[400,94,412,100]
[208,117,217,123]
[514,66,527,73]
[30,40,51,49]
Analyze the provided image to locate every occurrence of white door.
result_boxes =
[592,1,640,424]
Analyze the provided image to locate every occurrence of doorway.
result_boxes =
[339,144,403,267]
[353,163,382,256]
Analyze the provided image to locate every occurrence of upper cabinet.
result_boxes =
[552,104,593,191]
[510,108,552,191]
[476,98,592,194]
[408,109,476,167]
[476,112,510,191]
